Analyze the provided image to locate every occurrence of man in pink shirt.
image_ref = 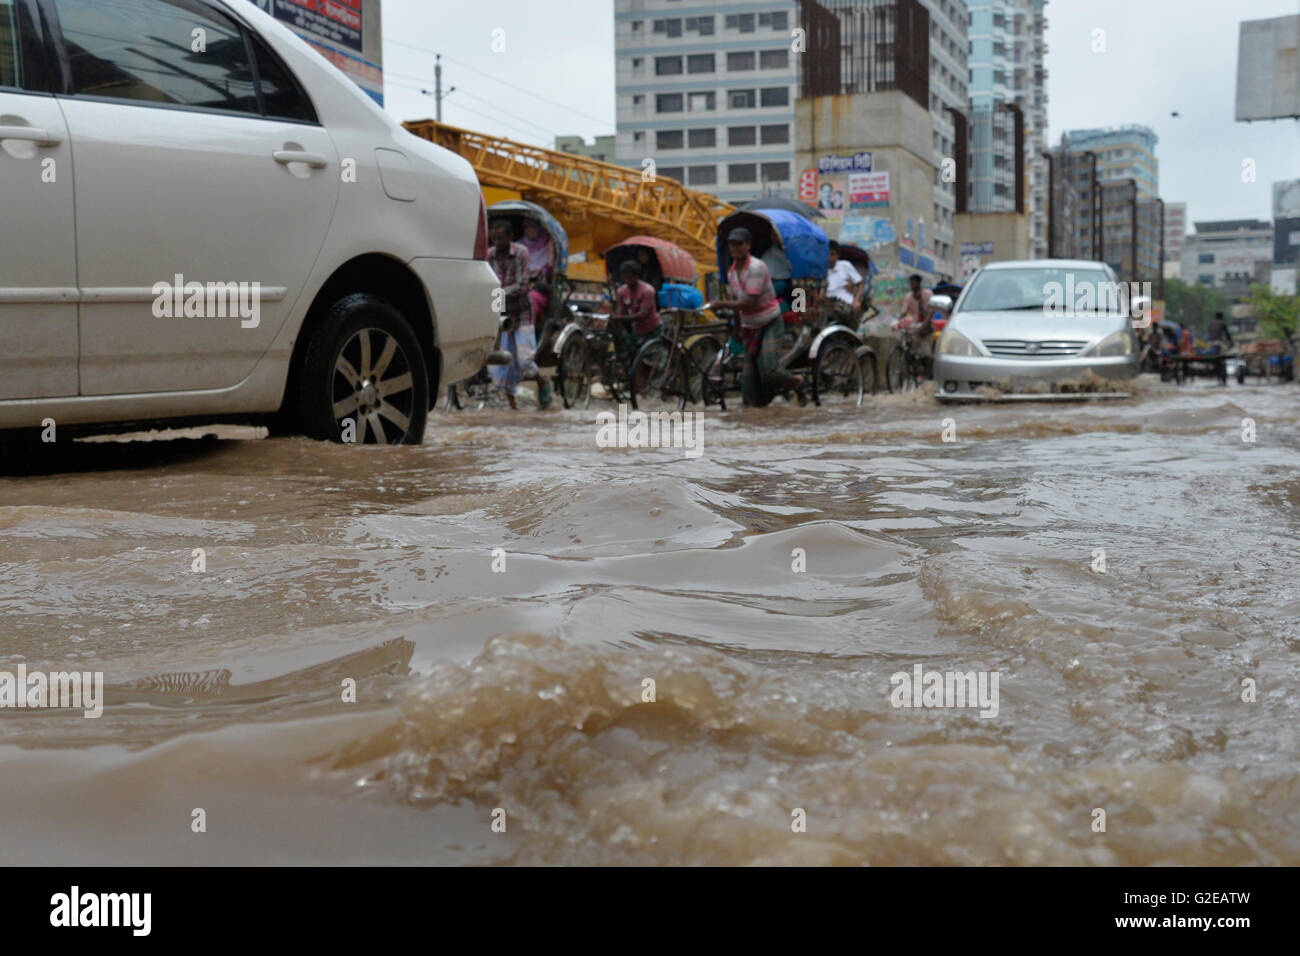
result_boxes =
[611,260,663,358]
[898,273,935,373]
[707,227,802,406]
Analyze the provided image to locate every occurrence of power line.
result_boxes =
[385,77,552,146]
[383,38,613,130]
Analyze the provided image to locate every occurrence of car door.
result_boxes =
[0,0,78,399]
[47,0,339,396]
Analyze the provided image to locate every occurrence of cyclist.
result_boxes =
[706,226,804,406]
[610,260,664,361]
[897,274,935,378]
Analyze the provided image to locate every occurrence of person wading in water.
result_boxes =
[707,227,803,406]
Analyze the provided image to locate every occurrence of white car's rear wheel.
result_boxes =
[299,294,429,444]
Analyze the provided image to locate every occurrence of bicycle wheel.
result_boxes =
[856,347,878,400]
[632,338,688,410]
[685,336,720,405]
[885,345,915,393]
[812,340,864,406]
[556,333,589,409]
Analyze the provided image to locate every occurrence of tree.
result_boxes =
[1247,284,1300,343]
[1163,278,1227,333]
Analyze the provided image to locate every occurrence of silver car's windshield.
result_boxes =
[961,268,1124,313]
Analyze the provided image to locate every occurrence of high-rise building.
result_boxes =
[613,1,799,203]
[965,0,1049,256]
[1162,201,1187,280]
[918,0,970,278]
[1056,125,1161,282]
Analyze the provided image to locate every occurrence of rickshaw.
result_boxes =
[445,200,570,410]
[706,209,873,406]
[553,236,718,410]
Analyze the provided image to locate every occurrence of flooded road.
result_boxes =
[1,378,1297,865]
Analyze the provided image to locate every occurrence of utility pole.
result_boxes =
[421,55,456,122]
[1041,150,1054,258]
[1083,150,1099,260]
[435,55,443,122]
[1156,196,1165,300]
[1125,178,1138,284]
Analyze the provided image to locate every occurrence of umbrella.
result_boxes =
[736,197,826,221]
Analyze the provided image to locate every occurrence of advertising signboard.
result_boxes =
[249,0,383,105]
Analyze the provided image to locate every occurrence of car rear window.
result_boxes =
[54,0,260,114]
[0,0,19,89]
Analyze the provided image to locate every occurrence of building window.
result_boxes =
[728,51,756,71]
[631,21,641,32]
[656,93,683,113]
[685,15,714,35]
[687,53,715,73]
[729,163,758,183]
[656,56,683,76]
[632,57,643,68]
[759,11,788,30]
[760,124,789,144]
[688,165,717,186]
[659,166,685,182]
[688,91,715,111]
[728,125,757,146]
[725,13,755,32]
[760,49,789,69]
[632,95,643,105]
[760,87,789,107]
[633,132,644,142]
[1198,253,1214,264]
[656,130,684,150]
[729,89,757,109]
[761,162,790,181]
[688,128,717,148]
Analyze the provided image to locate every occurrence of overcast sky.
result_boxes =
[380,0,1299,226]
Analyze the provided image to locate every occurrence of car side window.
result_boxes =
[251,33,315,123]
[0,0,20,89]
[53,0,259,115]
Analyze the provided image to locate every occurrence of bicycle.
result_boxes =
[885,325,929,393]
[555,313,639,410]
[630,310,728,410]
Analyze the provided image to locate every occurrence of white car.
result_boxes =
[0,0,497,443]
[932,259,1141,401]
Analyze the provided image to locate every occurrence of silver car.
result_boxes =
[932,260,1141,402]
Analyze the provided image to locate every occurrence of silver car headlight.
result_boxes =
[938,329,981,357]
[1089,330,1134,357]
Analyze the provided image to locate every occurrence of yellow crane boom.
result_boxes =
[403,119,733,270]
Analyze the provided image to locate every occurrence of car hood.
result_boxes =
[950,309,1129,346]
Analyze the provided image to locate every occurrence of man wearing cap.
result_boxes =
[707,227,803,406]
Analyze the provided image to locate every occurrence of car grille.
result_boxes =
[980,339,1089,357]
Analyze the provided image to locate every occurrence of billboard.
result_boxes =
[1235,14,1299,121]
[249,0,383,105]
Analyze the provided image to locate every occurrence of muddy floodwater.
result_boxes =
[1,379,1297,866]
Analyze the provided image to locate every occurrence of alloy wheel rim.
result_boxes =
[331,327,417,443]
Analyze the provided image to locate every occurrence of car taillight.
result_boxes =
[473,193,488,260]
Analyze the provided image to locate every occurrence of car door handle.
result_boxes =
[0,126,62,146]
[273,150,328,169]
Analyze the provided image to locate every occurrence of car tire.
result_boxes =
[298,293,429,444]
